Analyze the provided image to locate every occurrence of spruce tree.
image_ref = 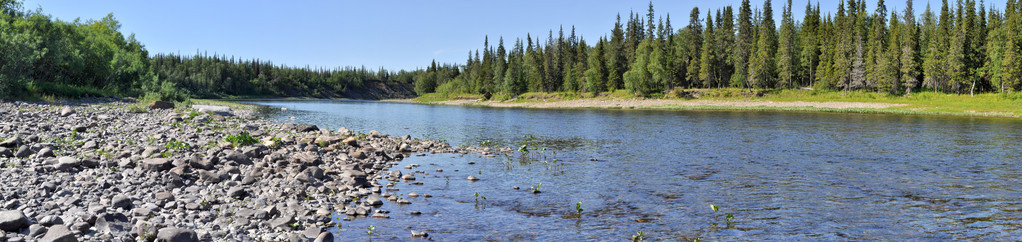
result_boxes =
[1003,0,1022,91]
[947,0,969,94]
[699,12,716,87]
[865,0,888,91]
[686,7,703,87]
[585,38,607,93]
[776,0,797,88]
[982,4,1004,92]
[902,0,921,93]
[733,0,754,87]
[801,3,821,87]
[749,0,777,88]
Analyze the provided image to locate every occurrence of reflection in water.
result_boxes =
[244,99,1022,240]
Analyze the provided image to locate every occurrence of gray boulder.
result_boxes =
[0,210,29,232]
[39,224,77,242]
[156,227,198,242]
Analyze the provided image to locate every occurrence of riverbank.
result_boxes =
[400,89,1022,118]
[0,99,490,241]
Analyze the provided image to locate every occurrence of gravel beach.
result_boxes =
[0,99,492,241]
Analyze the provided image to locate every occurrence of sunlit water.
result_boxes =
[243,99,1022,240]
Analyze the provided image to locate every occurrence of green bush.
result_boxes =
[225,133,257,147]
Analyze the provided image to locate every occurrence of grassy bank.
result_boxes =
[406,89,1022,118]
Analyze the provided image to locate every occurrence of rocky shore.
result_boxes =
[0,99,483,241]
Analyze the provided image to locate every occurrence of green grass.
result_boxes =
[404,88,1022,118]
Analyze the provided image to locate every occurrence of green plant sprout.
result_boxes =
[632,231,645,241]
[366,225,376,242]
[531,183,543,193]
[576,202,584,215]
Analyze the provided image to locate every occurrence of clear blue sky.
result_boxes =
[22,0,1008,71]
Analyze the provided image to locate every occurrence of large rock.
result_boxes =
[296,124,319,132]
[39,224,77,242]
[0,210,29,232]
[111,195,133,210]
[223,150,250,164]
[93,213,131,234]
[190,105,232,116]
[14,145,32,158]
[53,156,81,171]
[148,101,175,109]
[156,227,198,242]
[0,136,20,147]
[314,231,334,242]
[59,107,75,117]
[0,147,11,158]
[141,158,173,172]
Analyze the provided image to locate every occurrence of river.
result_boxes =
[244,99,1022,240]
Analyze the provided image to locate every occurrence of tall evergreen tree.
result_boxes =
[749,0,777,88]
[685,7,703,87]
[608,14,627,90]
[699,12,716,87]
[776,0,797,88]
[800,2,822,87]
[733,0,755,87]
[902,0,921,93]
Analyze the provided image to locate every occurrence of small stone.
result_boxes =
[409,211,421,215]
[401,174,415,181]
[296,124,319,132]
[342,137,358,147]
[70,222,91,234]
[411,230,429,238]
[226,187,247,199]
[39,215,63,226]
[365,196,383,206]
[467,176,480,181]
[156,227,199,242]
[141,158,173,172]
[407,192,419,198]
[350,151,367,160]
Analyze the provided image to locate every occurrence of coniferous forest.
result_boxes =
[416,0,1022,98]
[3,0,1022,101]
[0,0,416,100]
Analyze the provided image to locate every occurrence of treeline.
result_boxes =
[152,54,416,98]
[416,0,1022,97]
[0,0,414,100]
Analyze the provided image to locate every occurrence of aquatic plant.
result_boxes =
[576,202,584,215]
[366,225,376,241]
[531,183,543,193]
[632,231,645,241]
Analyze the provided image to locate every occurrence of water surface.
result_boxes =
[246,99,1022,240]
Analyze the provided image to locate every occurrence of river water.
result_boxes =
[244,99,1022,240]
